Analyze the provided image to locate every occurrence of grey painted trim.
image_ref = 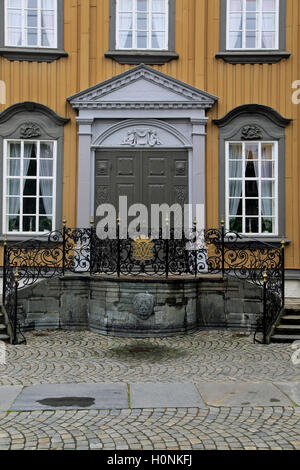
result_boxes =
[215,51,291,64]
[0,102,69,126]
[217,0,290,64]
[67,63,218,104]
[104,50,179,65]
[0,102,69,237]
[107,0,177,65]
[215,104,291,239]
[214,104,292,129]
[0,0,67,62]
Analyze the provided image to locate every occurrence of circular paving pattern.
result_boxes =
[0,330,299,386]
[0,407,300,450]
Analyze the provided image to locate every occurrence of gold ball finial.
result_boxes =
[14,267,20,282]
[281,237,286,249]
[165,215,169,227]
[221,217,225,228]
[117,213,121,226]
[90,217,94,228]
[3,235,7,246]
[263,270,268,284]
[193,217,197,228]
[62,217,67,228]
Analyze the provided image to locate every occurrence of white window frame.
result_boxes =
[3,139,57,235]
[226,0,279,50]
[225,140,279,236]
[116,0,169,50]
[5,0,58,48]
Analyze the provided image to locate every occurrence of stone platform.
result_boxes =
[18,274,263,336]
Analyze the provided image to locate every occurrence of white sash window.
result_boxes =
[227,0,279,50]
[226,141,278,235]
[5,0,57,48]
[3,139,56,234]
[116,0,169,50]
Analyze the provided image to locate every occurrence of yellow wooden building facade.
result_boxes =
[0,0,299,295]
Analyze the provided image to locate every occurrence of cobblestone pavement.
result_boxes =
[1,407,300,450]
[1,330,300,451]
[0,330,299,386]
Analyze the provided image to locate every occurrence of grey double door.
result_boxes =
[95,150,189,221]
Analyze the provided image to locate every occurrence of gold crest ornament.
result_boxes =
[132,235,155,262]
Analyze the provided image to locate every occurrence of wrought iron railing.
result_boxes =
[2,221,285,344]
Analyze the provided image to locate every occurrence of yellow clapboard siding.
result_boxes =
[0,0,299,269]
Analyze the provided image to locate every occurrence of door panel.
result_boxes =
[95,150,188,221]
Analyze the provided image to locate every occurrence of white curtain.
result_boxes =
[229,145,243,217]
[8,144,20,216]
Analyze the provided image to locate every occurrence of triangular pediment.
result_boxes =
[67,64,218,110]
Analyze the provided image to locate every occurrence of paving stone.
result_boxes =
[10,383,129,411]
[196,382,293,407]
[275,382,300,406]
[0,386,23,411]
[130,383,205,409]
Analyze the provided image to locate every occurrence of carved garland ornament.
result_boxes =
[241,125,262,140]
[20,122,42,139]
[122,128,162,147]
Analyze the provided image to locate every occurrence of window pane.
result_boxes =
[8,0,22,7]
[246,31,257,48]
[39,197,53,214]
[7,179,20,196]
[119,0,133,11]
[23,216,36,232]
[119,13,133,29]
[261,181,275,197]
[8,143,21,158]
[229,199,242,216]
[262,13,275,31]
[137,0,147,12]
[24,159,37,177]
[23,197,37,214]
[229,161,242,178]
[7,197,20,214]
[42,29,54,46]
[230,13,242,30]
[26,28,38,46]
[246,218,259,233]
[246,0,257,12]
[40,160,53,177]
[229,143,242,159]
[8,216,20,232]
[229,31,242,48]
[246,13,257,30]
[246,199,259,216]
[26,0,38,8]
[40,142,53,159]
[245,180,259,197]
[229,0,242,11]
[119,31,132,48]
[261,143,273,159]
[39,180,53,196]
[137,13,148,30]
[152,31,165,48]
[262,31,275,48]
[245,161,259,178]
[41,10,55,28]
[262,217,275,233]
[229,180,242,197]
[262,0,276,11]
[261,161,275,178]
[39,216,52,232]
[261,199,275,216]
[152,14,165,30]
[229,217,243,232]
[26,9,38,27]
[23,179,37,196]
[153,0,165,12]
[7,159,20,176]
[24,142,37,158]
[41,0,55,8]
[7,10,22,27]
[137,31,147,48]
[245,143,258,160]
[7,29,22,46]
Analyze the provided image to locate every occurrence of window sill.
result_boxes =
[0,47,68,63]
[215,51,291,64]
[105,50,179,65]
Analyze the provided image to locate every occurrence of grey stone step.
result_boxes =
[276,324,300,332]
[0,324,7,331]
[284,308,300,316]
[281,315,300,324]
[271,334,300,343]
